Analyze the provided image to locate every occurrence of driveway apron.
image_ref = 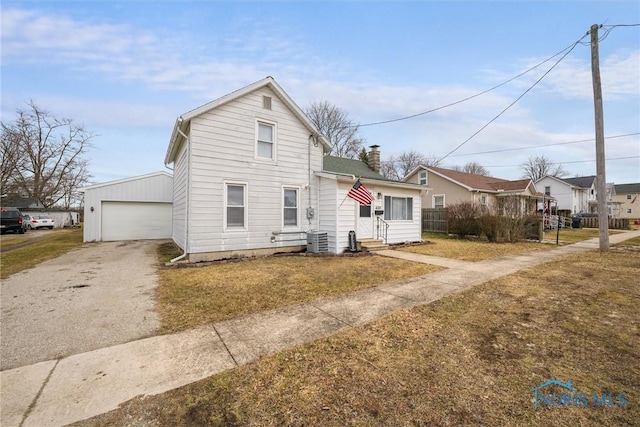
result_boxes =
[1,240,161,371]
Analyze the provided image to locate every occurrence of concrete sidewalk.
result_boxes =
[2,230,638,427]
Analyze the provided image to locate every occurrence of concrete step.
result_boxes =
[358,239,389,251]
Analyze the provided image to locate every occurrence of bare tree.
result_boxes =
[520,155,567,182]
[305,101,365,158]
[453,161,490,176]
[380,150,441,180]
[1,102,93,207]
[0,125,26,195]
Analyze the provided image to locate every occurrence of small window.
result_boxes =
[283,188,298,227]
[627,208,633,214]
[433,195,445,209]
[257,121,275,160]
[627,195,632,200]
[384,196,413,221]
[591,189,594,195]
[359,203,372,218]
[263,96,272,110]
[544,186,551,196]
[419,171,427,185]
[481,194,487,205]
[226,183,246,229]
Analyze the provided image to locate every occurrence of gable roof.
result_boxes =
[322,156,389,181]
[79,171,172,192]
[165,77,331,164]
[560,175,596,188]
[426,166,535,193]
[614,183,640,194]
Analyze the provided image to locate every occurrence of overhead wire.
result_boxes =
[436,32,590,162]
[447,132,640,158]
[355,38,588,128]
[483,155,640,169]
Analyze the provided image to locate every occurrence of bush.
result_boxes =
[446,202,484,238]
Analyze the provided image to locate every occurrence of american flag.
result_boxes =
[347,180,374,205]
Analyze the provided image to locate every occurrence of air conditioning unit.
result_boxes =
[307,230,328,253]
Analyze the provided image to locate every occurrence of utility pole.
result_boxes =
[590,24,609,252]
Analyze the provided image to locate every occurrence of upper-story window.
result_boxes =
[256,121,276,160]
[419,171,428,185]
[544,186,551,196]
[627,195,632,200]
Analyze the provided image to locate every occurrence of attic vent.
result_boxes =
[263,96,272,110]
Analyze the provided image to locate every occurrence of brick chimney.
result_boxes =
[369,145,380,173]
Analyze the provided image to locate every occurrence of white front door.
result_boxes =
[357,202,375,239]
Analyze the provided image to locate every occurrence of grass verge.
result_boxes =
[0,229,83,279]
[74,245,640,427]
[157,255,442,333]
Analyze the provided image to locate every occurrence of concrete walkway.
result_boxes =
[2,230,638,427]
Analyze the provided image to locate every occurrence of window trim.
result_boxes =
[627,195,632,200]
[383,196,414,221]
[255,119,277,161]
[282,186,300,229]
[432,194,445,209]
[224,181,248,231]
[419,170,428,185]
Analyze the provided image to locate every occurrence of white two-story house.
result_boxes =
[164,77,422,262]
[535,175,597,214]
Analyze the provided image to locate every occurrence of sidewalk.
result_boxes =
[2,230,638,427]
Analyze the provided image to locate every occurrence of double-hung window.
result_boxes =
[384,196,413,221]
[283,187,298,227]
[419,171,428,185]
[257,121,275,160]
[225,183,247,229]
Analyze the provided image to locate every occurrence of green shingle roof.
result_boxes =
[322,156,391,181]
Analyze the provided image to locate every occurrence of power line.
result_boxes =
[447,132,640,158]
[437,33,590,162]
[355,38,585,128]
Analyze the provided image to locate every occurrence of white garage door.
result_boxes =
[102,201,172,241]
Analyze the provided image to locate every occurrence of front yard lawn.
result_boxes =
[157,255,442,333]
[75,244,640,427]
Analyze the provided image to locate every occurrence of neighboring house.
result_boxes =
[404,165,540,215]
[0,197,46,211]
[613,183,640,219]
[535,175,598,215]
[164,77,422,262]
[80,171,173,242]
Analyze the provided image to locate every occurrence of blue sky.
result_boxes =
[2,1,639,185]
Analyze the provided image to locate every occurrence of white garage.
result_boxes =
[80,171,173,242]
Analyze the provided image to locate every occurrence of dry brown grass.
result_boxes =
[401,235,551,261]
[157,255,441,333]
[75,247,640,427]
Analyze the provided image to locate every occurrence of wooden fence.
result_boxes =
[581,217,629,230]
[422,208,448,233]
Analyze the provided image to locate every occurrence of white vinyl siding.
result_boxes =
[185,86,322,254]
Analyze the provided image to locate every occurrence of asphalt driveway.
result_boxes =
[1,240,161,370]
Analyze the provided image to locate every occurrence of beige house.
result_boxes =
[612,183,640,220]
[404,165,541,215]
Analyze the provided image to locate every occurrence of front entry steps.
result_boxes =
[358,238,389,251]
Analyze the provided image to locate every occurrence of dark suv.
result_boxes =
[0,207,27,234]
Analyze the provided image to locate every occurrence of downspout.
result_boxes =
[308,134,319,228]
[169,122,190,263]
